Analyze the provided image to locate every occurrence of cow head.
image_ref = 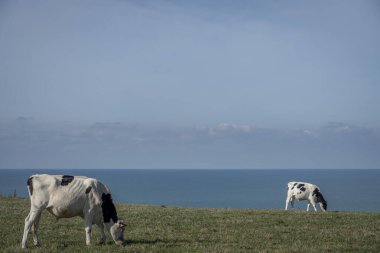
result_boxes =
[320,201,327,212]
[313,188,327,212]
[109,220,126,245]
[101,193,126,245]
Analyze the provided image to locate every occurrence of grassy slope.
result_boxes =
[1,197,379,253]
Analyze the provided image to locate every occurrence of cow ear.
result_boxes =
[117,219,126,228]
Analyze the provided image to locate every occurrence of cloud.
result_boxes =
[302,130,318,139]
[207,123,254,136]
[0,119,379,169]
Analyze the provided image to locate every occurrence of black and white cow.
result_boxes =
[22,174,126,248]
[285,181,327,212]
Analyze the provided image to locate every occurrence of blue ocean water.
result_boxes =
[0,169,379,212]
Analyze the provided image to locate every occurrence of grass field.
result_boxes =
[1,197,379,253]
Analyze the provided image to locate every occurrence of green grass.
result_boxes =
[1,197,379,252]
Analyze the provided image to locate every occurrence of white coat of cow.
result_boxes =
[285,181,327,212]
[21,174,126,248]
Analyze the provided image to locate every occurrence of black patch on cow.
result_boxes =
[61,175,74,186]
[27,177,33,195]
[313,188,327,211]
[85,186,92,194]
[291,183,297,190]
[101,193,118,223]
[297,184,305,189]
[300,186,306,191]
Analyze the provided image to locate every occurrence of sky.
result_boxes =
[0,0,379,169]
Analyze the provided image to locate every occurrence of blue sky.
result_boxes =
[0,0,379,169]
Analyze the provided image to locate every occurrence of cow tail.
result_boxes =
[27,176,33,196]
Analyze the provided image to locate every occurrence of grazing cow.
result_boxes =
[21,174,126,248]
[285,181,327,212]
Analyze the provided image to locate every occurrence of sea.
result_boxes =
[0,169,379,212]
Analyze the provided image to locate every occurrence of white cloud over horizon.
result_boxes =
[0,118,379,169]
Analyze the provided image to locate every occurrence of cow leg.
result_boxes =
[22,212,31,248]
[22,209,43,248]
[85,224,92,245]
[285,199,289,210]
[285,196,294,210]
[32,211,42,246]
[285,194,290,210]
[84,219,93,245]
[96,223,106,244]
[285,199,290,210]
[309,199,317,211]
[84,208,94,246]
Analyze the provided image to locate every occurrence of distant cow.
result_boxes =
[285,181,327,212]
[21,174,126,248]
